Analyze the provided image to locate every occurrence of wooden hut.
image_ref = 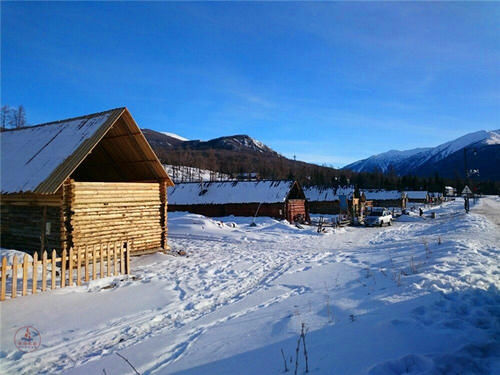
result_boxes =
[404,191,430,204]
[363,190,407,209]
[303,186,354,214]
[1,108,174,255]
[168,180,309,223]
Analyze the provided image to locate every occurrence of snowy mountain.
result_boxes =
[344,148,431,174]
[143,129,279,156]
[162,132,189,141]
[344,129,500,180]
[197,134,278,155]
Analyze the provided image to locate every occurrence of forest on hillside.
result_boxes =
[156,148,499,195]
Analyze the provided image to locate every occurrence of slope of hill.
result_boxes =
[142,129,339,183]
[345,148,431,173]
[344,129,500,180]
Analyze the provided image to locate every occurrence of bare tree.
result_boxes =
[12,105,27,128]
[1,105,11,129]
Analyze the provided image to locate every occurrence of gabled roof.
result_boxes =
[1,108,172,194]
[363,190,405,200]
[404,191,429,199]
[168,180,300,205]
[303,186,354,202]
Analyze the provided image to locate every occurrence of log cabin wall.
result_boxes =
[285,199,307,222]
[369,199,405,208]
[0,190,63,254]
[168,202,284,219]
[69,181,164,254]
[307,201,341,214]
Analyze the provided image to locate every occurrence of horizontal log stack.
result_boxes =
[69,181,165,254]
[285,199,308,223]
[0,191,63,254]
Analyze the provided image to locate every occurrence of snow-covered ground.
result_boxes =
[1,197,499,374]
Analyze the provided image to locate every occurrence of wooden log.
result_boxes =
[100,244,104,278]
[61,249,66,288]
[126,242,131,274]
[1,257,6,301]
[114,242,119,276]
[77,248,82,286]
[71,202,161,208]
[92,245,97,280]
[42,251,47,291]
[120,244,125,274]
[32,252,38,295]
[12,255,17,298]
[68,247,74,286]
[107,243,112,277]
[84,246,89,282]
[72,182,159,190]
[51,250,56,289]
[22,255,29,296]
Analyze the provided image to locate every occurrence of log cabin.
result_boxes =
[168,180,309,223]
[404,191,430,204]
[363,190,408,209]
[0,108,174,255]
[303,186,366,216]
[304,186,348,214]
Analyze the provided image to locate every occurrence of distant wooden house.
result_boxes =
[429,192,444,203]
[303,186,355,214]
[363,190,407,209]
[168,180,309,223]
[405,191,430,203]
[1,108,174,255]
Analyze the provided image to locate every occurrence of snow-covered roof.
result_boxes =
[1,108,171,194]
[303,186,354,202]
[168,180,300,205]
[363,190,404,200]
[405,191,429,199]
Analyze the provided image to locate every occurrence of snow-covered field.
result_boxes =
[1,197,499,374]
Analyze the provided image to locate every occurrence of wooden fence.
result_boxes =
[0,241,131,301]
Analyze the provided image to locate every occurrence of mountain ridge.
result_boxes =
[343,129,500,180]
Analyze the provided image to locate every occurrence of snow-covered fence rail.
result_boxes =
[0,241,131,301]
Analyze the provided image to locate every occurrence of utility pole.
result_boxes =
[463,147,478,213]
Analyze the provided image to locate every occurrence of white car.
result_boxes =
[364,209,393,227]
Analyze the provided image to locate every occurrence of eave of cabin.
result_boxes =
[70,109,173,186]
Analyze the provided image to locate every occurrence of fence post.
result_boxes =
[126,242,131,275]
[32,252,38,295]
[42,251,47,291]
[92,245,97,280]
[68,247,74,286]
[12,255,17,298]
[120,242,125,274]
[51,250,56,289]
[1,257,6,301]
[77,248,82,286]
[61,249,66,288]
[84,246,89,283]
[22,254,29,296]
[100,244,104,278]
[114,242,119,276]
[107,243,112,277]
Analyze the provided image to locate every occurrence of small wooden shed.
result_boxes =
[168,180,309,223]
[1,108,174,255]
[404,191,430,204]
[303,186,355,214]
[363,190,407,209]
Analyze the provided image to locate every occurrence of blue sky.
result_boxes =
[2,2,499,167]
